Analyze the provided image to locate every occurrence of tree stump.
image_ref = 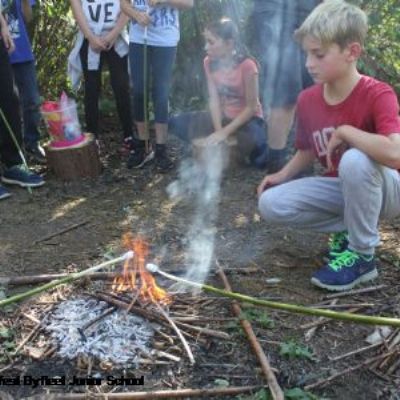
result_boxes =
[45,133,102,180]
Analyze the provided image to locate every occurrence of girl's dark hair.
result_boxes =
[206,17,251,70]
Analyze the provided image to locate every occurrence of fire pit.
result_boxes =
[45,297,154,366]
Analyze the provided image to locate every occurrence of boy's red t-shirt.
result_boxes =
[204,56,263,120]
[295,75,400,174]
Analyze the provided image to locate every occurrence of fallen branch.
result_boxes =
[305,351,398,390]
[216,262,284,400]
[35,385,265,399]
[0,272,121,286]
[0,252,133,309]
[32,219,91,245]
[155,302,195,365]
[322,285,387,300]
[330,342,382,362]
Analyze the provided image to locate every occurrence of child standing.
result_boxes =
[0,9,44,199]
[120,0,193,172]
[257,0,400,291]
[68,0,133,145]
[169,18,268,168]
[2,0,45,162]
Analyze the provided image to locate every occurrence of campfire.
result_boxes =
[111,233,171,305]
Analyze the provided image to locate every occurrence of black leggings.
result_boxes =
[0,39,22,168]
[80,40,133,138]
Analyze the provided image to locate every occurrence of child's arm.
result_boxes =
[327,126,400,170]
[69,0,107,52]
[207,72,223,132]
[21,0,33,24]
[203,64,259,146]
[102,11,129,50]
[0,12,15,52]
[120,0,151,26]
[257,149,316,197]
[148,0,194,9]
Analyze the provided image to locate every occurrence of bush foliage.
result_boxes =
[30,0,399,105]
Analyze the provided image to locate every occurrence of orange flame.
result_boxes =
[112,233,171,304]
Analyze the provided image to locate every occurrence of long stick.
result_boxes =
[39,385,265,399]
[217,264,284,400]
[147,265,400,327]
[0,252,133,308]
[0,272,121,286]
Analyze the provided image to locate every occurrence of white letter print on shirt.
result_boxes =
[312,127,335,157]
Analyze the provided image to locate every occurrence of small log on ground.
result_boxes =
[45,133,101,180]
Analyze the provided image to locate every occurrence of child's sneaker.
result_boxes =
[311,249,378,291]
[324,231,349,261]
[120,136,134,155]
[0,185,11,200]
[127,147,154,169]
[2,165,45,188]
[155,152,174,172]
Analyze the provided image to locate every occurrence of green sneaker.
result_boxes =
[325,231,349,261]
[312,249,378,291]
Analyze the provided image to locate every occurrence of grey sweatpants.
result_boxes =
[258,149,400,255]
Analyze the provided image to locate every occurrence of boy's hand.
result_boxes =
[326,127,347,171]
[257,172,285,198]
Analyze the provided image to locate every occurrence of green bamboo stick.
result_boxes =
[0,107,32,194]
[146,264,400,328]
[0,252,133,309]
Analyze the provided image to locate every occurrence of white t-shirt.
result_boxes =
[81,0,122,35]
[128,0,180,47]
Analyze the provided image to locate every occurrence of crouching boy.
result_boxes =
[257,0,400,291]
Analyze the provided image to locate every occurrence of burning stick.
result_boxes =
[0,252,134,309]
[145,263,400,328]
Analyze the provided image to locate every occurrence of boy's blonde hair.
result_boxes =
[295,0,368,49]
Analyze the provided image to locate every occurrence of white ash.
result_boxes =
[45,297,154,366]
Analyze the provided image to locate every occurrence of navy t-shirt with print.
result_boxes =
[1,0,35,64]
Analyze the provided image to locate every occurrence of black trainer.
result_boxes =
[127,147,154,169]
[155,152,174,172]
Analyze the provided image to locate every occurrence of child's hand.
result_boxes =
[1,25,15,53]
[257,173,284,198]
[202,130,229,146]
[88,35,108,52]
[133,10,151,26]
[326,128,347,171]
[148,0,167,6]
[102,31,118,50]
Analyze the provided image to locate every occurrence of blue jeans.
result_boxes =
[129,43,176,124]
[0,39,23,167]
[12,61,41,148]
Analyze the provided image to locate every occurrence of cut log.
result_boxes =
[45,133,101,180]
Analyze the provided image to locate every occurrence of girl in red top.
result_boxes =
[169,17,268,168]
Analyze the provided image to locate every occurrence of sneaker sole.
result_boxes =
[0,192,11,200]
[1,177,45,188]
[311,268,378,292]
[132,150,155,169]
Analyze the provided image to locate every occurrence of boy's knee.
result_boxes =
[339,149,380,182]
[258,189,288,224]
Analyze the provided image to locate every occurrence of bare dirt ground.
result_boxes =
[0,121,400,400]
